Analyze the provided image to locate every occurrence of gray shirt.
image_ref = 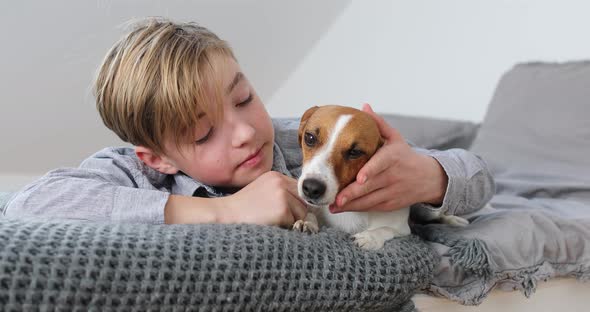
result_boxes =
[4,119,495,223]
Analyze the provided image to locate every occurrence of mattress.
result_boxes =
[414,278,590,311]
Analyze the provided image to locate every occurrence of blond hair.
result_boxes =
[95,17,234,155]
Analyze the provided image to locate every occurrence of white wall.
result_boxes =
[2,0,590,188]
[267,0,590,120]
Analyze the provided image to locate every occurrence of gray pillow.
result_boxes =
[470,61,590,202]
[0,192,12,215]
[0,218,433,310]
[381,114,480,150]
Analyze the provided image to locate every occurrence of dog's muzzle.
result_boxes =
[301,178,327,200]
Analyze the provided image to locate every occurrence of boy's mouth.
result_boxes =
[239,144,264,168]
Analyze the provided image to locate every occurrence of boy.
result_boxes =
[4,18,495,226]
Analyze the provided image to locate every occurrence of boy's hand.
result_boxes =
[220,171,308,227]
[329,103,447,213]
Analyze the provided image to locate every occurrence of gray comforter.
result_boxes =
[408,61,590,304]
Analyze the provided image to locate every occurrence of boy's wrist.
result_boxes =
[420,155,448,206]
[164,194,226,224]
[213,196,236,224]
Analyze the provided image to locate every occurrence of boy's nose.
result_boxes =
[232,121,256,148]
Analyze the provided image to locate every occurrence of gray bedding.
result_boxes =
[412,61,590,304]
[0,192,10,208]
[0,216,432,311]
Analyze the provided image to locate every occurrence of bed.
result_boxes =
[415,278,590,311]
[1,60,589,310]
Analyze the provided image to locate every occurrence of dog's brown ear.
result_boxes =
[298,106,320,147]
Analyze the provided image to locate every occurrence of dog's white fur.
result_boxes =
[298,115,352,209]
[295,110,468,250]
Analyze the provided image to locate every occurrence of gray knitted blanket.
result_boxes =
[0,217,436,311]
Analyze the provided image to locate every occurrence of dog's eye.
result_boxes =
[346,148,365,160]
[304,132,317,147]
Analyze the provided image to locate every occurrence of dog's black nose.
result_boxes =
[302,178,326,200]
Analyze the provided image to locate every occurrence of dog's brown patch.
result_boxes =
[299,105,383,192]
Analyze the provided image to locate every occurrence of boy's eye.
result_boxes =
[195,128,213,145]
[237,93,253,107]
[304,132,316,147]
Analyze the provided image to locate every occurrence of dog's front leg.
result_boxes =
[352,208,411,250]
[292,211,319,234]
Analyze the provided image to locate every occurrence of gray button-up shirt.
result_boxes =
[4,119,495,223]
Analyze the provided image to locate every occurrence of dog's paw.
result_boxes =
[352,230,387,250]
[292,220,319,234]
[439,215,469,227]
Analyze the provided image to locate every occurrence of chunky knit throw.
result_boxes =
[0,217,436,311]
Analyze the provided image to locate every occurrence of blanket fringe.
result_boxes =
[577,267,590,282]
[520,273,537,298]
[446,239,491,277]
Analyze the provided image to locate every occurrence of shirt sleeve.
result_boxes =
[3,148,169,224]
[411,146,496,216]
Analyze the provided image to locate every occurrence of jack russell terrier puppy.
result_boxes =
[293,105,468,250]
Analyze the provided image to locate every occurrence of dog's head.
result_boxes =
[297,105,384,207]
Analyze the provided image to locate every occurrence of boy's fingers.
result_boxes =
[362,103,393,140]
[356,148,391,185]
[337,172,386,206]
[333,187,392,213]
[362,103,405,142]
[336,182,366,207]
[386,125,405,142]
[271,175,306,223]
[283,177,308,220]
[279,212,295,229]
[288,182,307,207]
[287,193,307,221]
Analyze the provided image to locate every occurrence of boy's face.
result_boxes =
[160,57,275,188]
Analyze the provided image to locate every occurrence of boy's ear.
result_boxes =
[135,146,179,175]
[298,106,320,147]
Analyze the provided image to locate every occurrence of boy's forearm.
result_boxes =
[4,169,168,223]
[164,195,229,224]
